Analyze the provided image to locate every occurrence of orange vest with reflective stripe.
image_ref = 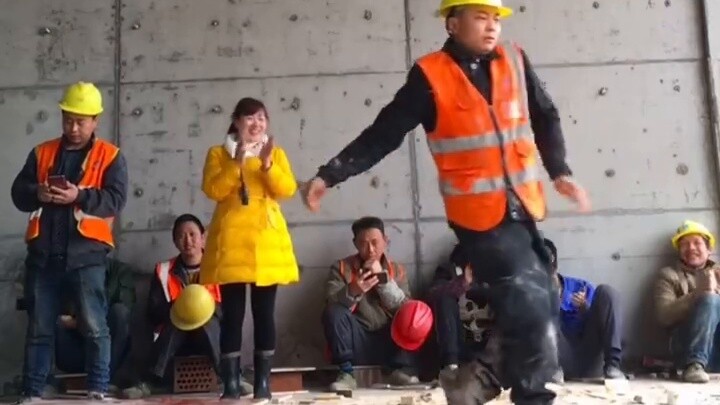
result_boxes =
[417,42,546,231]
[25,137,120,246]
[155,257,222,303]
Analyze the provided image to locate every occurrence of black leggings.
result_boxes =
[220,283,278,355]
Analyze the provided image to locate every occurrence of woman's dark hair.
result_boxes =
[227,97,268,134]
[172,213,205,238]
[351,216,385,239]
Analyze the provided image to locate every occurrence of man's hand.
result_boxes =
[553,176,591,213]
[259,136,274,171]
[37,183,53,203]
[58,315,78,329]
[463,265,473,286]
[348,270,379,297]
[49,183,79,205]
[301,177,327,212]
[696,268,717,293]
[363,259,383,274]
[571,288,588,312]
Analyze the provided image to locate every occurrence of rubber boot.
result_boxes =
[253,352,273,399]
[220,356,241,399]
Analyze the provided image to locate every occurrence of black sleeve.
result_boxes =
[11,150,41,213]
[315,64,434,187]
[146,274,170,328]
[522,50,572,180]
[76,151,128,217]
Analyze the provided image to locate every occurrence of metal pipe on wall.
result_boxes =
[700,0,720,209]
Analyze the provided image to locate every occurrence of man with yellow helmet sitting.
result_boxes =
[654,220,720,383]
[121,214,252,398]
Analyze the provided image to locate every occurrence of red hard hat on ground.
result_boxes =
[391,300,434,352]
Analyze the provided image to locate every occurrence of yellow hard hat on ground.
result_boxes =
[672,220,716,250]
[59,81,104,116]
[439,0,513,18]
[170,284,216,331]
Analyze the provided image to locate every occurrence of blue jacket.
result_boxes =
[558,274,596,338]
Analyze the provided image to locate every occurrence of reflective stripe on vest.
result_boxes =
[25,137,120,246]
[155,258,222,303]
[417,41,546,231]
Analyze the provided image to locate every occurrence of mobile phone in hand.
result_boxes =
[48,175,67,189]
[376,272,389,284]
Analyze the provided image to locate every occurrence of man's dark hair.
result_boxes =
[351,216,385,239]
[543,238,558,269]
[445,6,464,32]
[173,213,205,238]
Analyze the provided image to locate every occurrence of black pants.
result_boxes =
[220,283,277,356]
[322,304,413,370]
[150,315,221,379]
[453,219,558,405]
[557,285,623,379]
[430,294,467,368]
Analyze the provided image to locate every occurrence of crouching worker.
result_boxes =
[654,220,720,383]
[55,258,137,384]
[545,238,625,381]
[322,216,419,392]
[121,214,250,398]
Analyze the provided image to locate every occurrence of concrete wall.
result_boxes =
[1,0,720,387]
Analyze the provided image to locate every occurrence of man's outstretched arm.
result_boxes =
[315,65,432,187]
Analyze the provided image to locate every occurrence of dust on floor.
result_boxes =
[7,379,720,404]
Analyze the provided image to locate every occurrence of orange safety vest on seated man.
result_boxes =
[416,41,546,232]
[155,257,222,304]
[25,137,120,246]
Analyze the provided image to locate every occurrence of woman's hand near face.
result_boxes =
[259,136,275,170]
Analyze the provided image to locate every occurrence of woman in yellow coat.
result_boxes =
[199,97,299,400]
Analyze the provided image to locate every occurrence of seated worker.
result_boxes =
[323,216,418,392]
[428,244,497,373]
[654,220,720,383]
[121,214,251,398]
[54,258,137,384]
[545,238,625,380]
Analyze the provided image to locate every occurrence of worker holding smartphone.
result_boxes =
[11,82,128,402]
[323,217,421,393]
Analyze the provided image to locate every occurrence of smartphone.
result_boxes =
[376,272,389,284]
[48,174,67,189]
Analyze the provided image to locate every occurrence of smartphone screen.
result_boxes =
[376,272,389,284]
[48,175,67,188]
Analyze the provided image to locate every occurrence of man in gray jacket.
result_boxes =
[322,216,417,392]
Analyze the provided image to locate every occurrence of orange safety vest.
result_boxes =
[416,41,546,231]
[155,257,222,303]
[25,137,120,246]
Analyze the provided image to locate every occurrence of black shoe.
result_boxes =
[253,352,272,399]
[220,356,241,399]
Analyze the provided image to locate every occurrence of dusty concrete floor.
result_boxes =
[4,379,720,404]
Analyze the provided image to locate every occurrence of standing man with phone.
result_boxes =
[322,216,418,392]
[11,82,128,402]
[302,1,591,403]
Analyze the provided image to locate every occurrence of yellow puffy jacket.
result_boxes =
[199,144,299,287]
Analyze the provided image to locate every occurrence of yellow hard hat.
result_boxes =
[438,0,513,18]
[169,284,216,331]
[671,220,716,250]
[58,81,104,116]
